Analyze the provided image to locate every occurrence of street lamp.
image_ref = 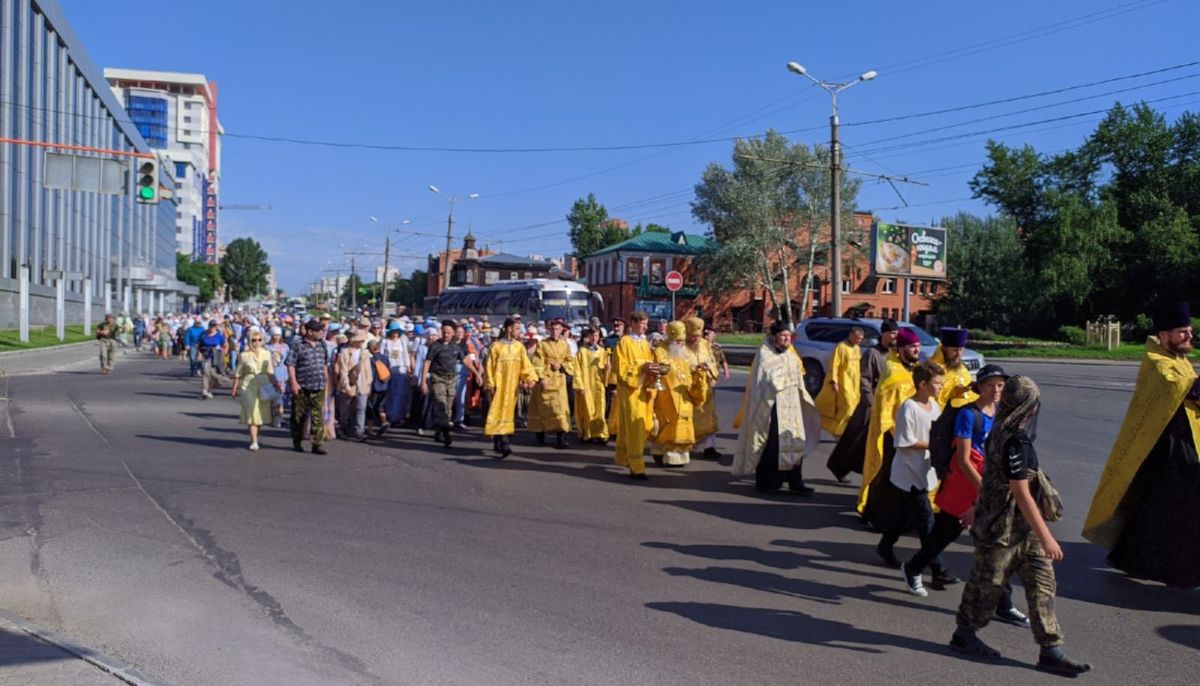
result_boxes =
[370,216,412,314]
[429,186,479,293]
[787,61,876,318]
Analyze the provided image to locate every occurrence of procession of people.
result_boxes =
[104,297,1200,679]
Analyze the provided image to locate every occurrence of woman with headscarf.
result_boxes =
[950,375,1090,677]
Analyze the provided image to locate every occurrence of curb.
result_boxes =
[0,609,166,685]
[991,357,1141,367]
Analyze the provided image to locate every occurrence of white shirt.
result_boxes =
[381,336,410,373]
[890,397,942,492]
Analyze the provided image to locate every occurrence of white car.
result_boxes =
[792,317,985,396]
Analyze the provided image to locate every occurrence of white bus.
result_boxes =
[426,279,601,327]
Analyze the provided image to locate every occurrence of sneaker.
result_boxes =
[311,445,328,455]
[787,482,815,496]
[1037,651,1092,676]
[292,440,305,453]
[454,422,468,431]
[993,606,1031,628]
[629,472,649,481]
[930,567,961,590]
[249,442,259,451]
[900,563,928,597]
[416,428,426,437]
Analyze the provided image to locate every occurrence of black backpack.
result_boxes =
[930,403,983,480]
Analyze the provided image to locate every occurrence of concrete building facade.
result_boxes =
[104,68,222,264]
[0,0,195,331]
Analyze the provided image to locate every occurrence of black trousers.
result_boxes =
[908,511,1016,610]
[879,485,939,567]
[755,408,805,492]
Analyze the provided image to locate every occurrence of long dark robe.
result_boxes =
[755,408,805,492]
[1107,403,1200,589]
[826,343,889,478]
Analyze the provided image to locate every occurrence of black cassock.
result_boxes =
[1107,402,1200,589]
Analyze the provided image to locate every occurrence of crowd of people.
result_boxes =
[98,298,1200,677]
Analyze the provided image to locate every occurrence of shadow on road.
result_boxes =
[135,434,249,449]
[646,496,854,532]
[1157,625,1200,651]
[643,600,1031,669]
[1051,541,1200,615]
[0,626,75,666]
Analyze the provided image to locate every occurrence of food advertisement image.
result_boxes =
[871,222,947,280]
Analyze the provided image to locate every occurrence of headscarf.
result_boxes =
[985,374,1041,462]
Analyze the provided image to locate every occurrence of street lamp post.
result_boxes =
[787,61,876,318]
[428,186,479,293]
[369,216,411,316]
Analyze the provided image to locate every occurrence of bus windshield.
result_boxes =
[541,290,591,323]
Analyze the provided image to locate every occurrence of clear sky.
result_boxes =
[59,0,1198,293]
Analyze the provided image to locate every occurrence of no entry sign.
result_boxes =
[665,271,684,292]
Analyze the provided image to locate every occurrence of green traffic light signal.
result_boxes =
[135,160,159,204]
[139,185,156,201]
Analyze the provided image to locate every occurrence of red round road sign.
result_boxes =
[665,271,684,292]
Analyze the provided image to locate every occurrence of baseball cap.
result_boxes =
[975,364,1008,383]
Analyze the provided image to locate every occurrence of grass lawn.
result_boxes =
[984,343,1190,361]
[0,325,92,353]
[715,333,765,346]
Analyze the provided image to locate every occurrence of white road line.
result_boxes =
[2,377,13,438]
[64,395,113,450]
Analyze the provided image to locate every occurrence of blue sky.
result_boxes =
[61,0,1198,293]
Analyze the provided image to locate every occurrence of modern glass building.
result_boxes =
[0,0,196,331]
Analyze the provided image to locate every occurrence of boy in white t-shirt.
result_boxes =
[878,360,945,597]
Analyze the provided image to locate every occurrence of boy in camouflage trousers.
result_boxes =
[950,375,1091,677]
[97,322,116,374]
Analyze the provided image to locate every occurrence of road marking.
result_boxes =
[65,395,112,450]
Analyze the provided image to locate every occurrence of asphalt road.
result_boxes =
[0,352,1197,685]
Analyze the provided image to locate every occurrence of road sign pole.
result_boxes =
[671,291,676,320]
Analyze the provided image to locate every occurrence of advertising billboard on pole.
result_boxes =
[871,222,948,280]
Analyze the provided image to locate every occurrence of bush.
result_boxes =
[1058,325,1088,347]
[970,329,998,341]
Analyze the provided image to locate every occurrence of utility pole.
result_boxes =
[381,234,391,315]
[350,255,357,314]
[787,62,877,318]
[442,209,454,294]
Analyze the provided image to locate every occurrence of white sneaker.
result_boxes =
[249,442,260,451]
[201,391,213,399]
[901,563,928,597]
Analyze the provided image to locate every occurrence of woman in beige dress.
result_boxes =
[231,330,279,450]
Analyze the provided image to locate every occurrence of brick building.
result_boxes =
[581,215,941,330]
[427,233,555,296]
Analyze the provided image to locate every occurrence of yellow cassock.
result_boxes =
[682,339,720,440]
[574,345,610,441]
[614,335,655,475]
[527,338,576,433]
[858,358,914,513]
[651,345,709,465]
[814,340,861,437]
[931,345,978,408]
[1083,336,1200,547]
[484,339,538,436]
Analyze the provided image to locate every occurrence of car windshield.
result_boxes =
[541,290,591,324]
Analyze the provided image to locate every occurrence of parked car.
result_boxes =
[792,317,985,397]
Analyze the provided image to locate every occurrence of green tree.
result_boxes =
[175,252,223,302]
[631,222,672,235]
[340,273,365,310]
[388,269,427,309]
[932,213,1029,334]
[691,129,861,324]
[567,194,629,256]
[218,238,271,302]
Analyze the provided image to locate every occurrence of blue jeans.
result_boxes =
[188,345,201,376]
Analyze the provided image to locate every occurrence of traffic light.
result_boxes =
[135,157,159,204]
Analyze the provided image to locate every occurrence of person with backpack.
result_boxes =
[903,365,1029,626]
[366,339,392,437]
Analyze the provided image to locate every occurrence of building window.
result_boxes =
[524,272,532,279]
[841,279,851,294]
[626,258,641,283]
[908,280,916,294]
[649,260,665,284]
[882,278,896,294]
[485,271,498,284]
[465,270,475,284]
[510,272,518,280]
[174,162,188,179]
[183,116,192,123]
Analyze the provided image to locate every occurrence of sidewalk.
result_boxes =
[0,610,162,685]
[0,341,103,376]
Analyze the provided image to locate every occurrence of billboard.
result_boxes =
[871,222,947,280]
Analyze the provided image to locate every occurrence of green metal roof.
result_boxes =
[587,231,714,257]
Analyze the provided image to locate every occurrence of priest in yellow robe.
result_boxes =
[683,317,721,460]
[484,318,539,458]
[651,321,709,467]
[614,312,657,480]
[574,326,610,444]
[858,327,922,514]
[528,319,576,449]
[815,327,863,437]
[931,327,978,409]
[1083,302,1200,589]
[732,321,821,494]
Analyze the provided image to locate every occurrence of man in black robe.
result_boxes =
[827,318,899,482]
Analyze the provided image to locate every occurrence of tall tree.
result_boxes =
[932,213,1028,334]
[567,194,629,256]
[691,129,861,324]
[218,238,271,302]
[175,252,223,302]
